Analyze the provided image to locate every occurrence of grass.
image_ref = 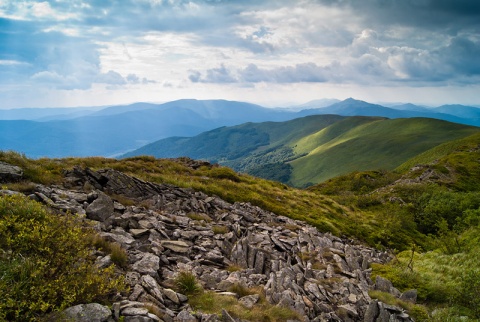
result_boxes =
[174,271,201,295]
[212,225,229,234]
[369,290,429,321]
[371,226,480,320]
[187,212,212,222]
[188,290,302,322]
[227,283,258,298]
[289,118,479,186]
[90,234,129,268]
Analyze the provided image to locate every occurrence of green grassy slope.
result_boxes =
[123,114,346,160]
[124,115,479,188]
[289,118,479,186]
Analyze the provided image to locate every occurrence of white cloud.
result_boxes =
[0,59,28,66]
[1,0,480,107]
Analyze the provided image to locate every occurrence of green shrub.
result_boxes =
[0,194,126,321]
[174,271,200,295]
[455,269,480,318]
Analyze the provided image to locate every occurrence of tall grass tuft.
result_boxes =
[174,271,200,295]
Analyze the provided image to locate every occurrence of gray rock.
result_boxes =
[0,189,21,196]
[131,228,150,238]
[221,309,236,322]
[400,289,417,303]
[122,307,150,316]
[132,253,160,276]
[0,162,23,182]
[96,255,113,269]
[124,316,156,322]
[86,191,114,222]
[101,231,135,247]
[163,288,180,304]
[374,276,394,293]
[160,240,190,253]
[239,294,260,309]
[364,300,379,322]
[174,309,197,322]
[141,275,164,302]
[60,303,112,322]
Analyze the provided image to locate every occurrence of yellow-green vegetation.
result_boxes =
[188,290,302,321]
[371,225,480,319]
[212,225,229,234]
[228,283,259,298]
[2,130,480,320]
[187,212,213,222]
[0,194,127,321]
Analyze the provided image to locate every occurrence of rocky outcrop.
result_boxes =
[0,161,23,182]
[26,167,413,321]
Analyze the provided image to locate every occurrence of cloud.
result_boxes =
[96,70,126,85]
[317,0,480,30]
[190,64,237,83]
[1,0,480,107]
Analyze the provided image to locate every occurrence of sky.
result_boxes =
[1,0,480,108]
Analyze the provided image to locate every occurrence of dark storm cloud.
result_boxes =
[318,0,480,30]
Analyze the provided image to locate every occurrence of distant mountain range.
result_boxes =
[123,114,480,187]
[1,98,479,159]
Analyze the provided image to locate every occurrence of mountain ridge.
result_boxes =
[1,98,480,158]
[124,115,480,187]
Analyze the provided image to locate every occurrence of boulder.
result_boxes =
[174,309,197,322]
[86,191,114,222]
[239,294,260,309]
[132,253,160,276]
[400,289,418,303]
[0,162,23,182]
[59,303,112,322]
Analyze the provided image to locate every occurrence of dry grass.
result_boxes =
[212,225,229,234]
[189,290,303,322]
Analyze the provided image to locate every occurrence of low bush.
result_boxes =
[0,194,126,321]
